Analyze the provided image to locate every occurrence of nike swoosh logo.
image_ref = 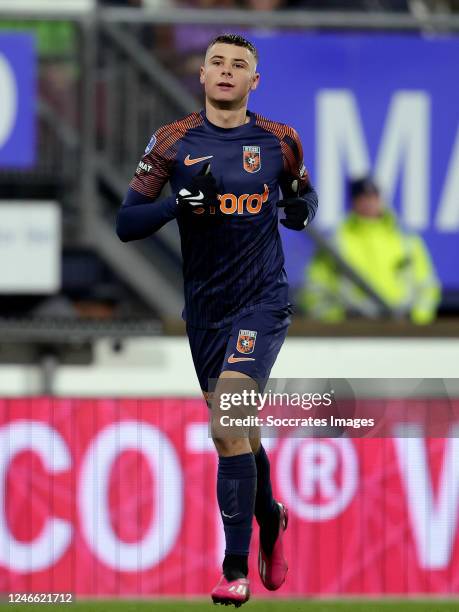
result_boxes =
[184,154,213,166]
[178,189,205,205]
[228,354,256,364]
[222,511,240,519]
[187,191,204,202]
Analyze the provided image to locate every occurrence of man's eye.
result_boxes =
[235,64,245,69]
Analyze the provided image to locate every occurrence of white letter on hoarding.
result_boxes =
[0,54,17,148]
[0,420,72,572]
[317,90,370,228]
[277,438,357,521]
[79,420,182,571]
[436,126,459,231]
[394,426,459,569]
[299,441,338,499]
[375,92,430,230]
[316,90,430,230]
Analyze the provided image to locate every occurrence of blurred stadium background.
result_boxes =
[0,0,459,609]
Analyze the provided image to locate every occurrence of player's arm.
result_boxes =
[116,129,177,242]
[117,132,218,242]
[277,128,318,231]
[116,187,178,242]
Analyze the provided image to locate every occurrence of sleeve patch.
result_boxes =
[136,160,153,174]
[144,134,157,155]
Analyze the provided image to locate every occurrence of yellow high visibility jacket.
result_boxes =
[300,211,441,324]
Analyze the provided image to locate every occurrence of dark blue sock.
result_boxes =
[254,444,277,525]
[217,453,257,564]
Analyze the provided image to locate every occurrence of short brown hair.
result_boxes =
[206,34,258,63]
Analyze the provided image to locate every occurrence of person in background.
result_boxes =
[300,176,441,324]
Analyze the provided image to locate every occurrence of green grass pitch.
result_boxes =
[1,600,458,611]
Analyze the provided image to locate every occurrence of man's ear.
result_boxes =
[250,72,260,92]
[200,65,205,85]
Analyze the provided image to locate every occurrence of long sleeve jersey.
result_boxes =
[117,109,316,329]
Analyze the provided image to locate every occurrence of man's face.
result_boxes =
[352,192,384,218]
[200,43,260,107]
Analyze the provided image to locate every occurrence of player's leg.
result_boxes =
[247,427,280,557]
[221,308,291,591]
[187,324,253,605]
[210,369,256,578]
[247,426,284,560]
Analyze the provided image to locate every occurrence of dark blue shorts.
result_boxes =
[186,307,291,393]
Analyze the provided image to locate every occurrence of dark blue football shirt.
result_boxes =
[129,109,313,329]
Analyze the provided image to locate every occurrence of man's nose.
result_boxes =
[221,66,232,77]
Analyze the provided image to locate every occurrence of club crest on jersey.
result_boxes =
[243,146,261,173]
[236,329,257,354]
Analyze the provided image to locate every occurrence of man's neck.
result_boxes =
[205,101,250,129]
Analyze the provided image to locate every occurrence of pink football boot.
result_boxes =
[258,502,289,591]
[211,575,250,607]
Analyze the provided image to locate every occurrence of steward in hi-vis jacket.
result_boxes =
[301,177,440,324]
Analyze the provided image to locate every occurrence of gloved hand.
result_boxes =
[277,179,318,230]
[176,163,218,211]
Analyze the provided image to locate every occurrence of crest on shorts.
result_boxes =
[236,329,257,354]
[243,146,261,173]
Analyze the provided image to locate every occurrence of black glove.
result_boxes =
[277,179,318,230]
[176,163,218,211]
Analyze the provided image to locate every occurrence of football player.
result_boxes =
[117,33,318,607]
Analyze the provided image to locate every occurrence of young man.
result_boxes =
[117,33,318,607]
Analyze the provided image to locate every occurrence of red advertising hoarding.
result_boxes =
[0,398,458,596]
